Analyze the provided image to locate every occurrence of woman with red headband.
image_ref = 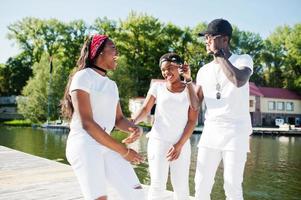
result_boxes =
[62,34,145,200]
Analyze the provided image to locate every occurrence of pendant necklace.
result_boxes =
[214,51,231,99]
[214,65,222,100]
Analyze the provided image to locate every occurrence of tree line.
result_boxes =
[0,12,300,122]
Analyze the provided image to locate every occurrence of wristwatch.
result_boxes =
[184,78,192,85]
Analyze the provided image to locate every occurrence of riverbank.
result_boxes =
[0,145,195,200]
[193,126,301,135]
[3,120,301,136]
[252,127,301,136]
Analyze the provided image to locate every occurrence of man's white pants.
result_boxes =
[194,147,247,200]
[147,138,191,200]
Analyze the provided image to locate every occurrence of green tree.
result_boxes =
[59,20,89,70]
[0,52,33,95]
[17,55,68,122]
[8,18,62,63]
[261,39,285,87]
[7,18,88,74]
[108,56,135,116]
[282,24,301,91]
[262,24,301,91]
[10,15,300,121]
[17,55,49,122]
[9,18,89,121]
[187,22,211,79]
[109,12,199,96]
[115,12,165,96]
[0,63,10,95]
[92,17,118,37]
[231,27,266,85]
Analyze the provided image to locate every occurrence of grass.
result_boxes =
[138,122,152,129]
[111,130,129,143]
[111,121,152,143]
[2,119,32,127]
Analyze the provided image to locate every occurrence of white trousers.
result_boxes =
[66,139,145,200]
[147,138,191,200]
[194,147,247,200]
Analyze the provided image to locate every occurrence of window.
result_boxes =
[277,102,284,111]
[268,101,275,111]
[286,102,294,111]
[249,100,254,107]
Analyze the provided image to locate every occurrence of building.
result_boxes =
[129,80,301,127]
[129,80,165,124]
[0,96,23,120]
[250,83,301,127]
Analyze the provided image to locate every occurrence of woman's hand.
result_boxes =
[166,143,183,161]
[178,62,192,82]
[122,126,142,144]
[123,148,144,164]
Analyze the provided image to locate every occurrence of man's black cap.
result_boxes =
[198,18,232,37]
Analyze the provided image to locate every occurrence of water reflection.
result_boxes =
[245,136,301,200]
[0,126,68,163]
[0,127,301,199]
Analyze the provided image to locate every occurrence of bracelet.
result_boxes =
[184,78,192,85]
[122,148,130,158]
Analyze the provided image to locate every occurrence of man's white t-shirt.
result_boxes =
[196,54,253,152]
[148,82,190,143]
[68,68,119,145]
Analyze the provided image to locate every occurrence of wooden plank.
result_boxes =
[0,146,84,200]
[0,146,195,199]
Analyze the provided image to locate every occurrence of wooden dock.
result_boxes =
[252,127,301,136]
[0,146,195,200]
[193,126,301,136]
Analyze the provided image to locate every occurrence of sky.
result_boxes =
[1,0,300,63]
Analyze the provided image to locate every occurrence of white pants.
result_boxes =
[147,138,191,200]
[66,139,144,200]
[194,147,247,200]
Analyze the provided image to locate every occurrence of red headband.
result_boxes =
[89,34,108,60]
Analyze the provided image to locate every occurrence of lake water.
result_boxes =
[0,126,300,200]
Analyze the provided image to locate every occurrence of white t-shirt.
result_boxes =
[196,54,253,152]
[148,82,190,143]
[68,68,119,145]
